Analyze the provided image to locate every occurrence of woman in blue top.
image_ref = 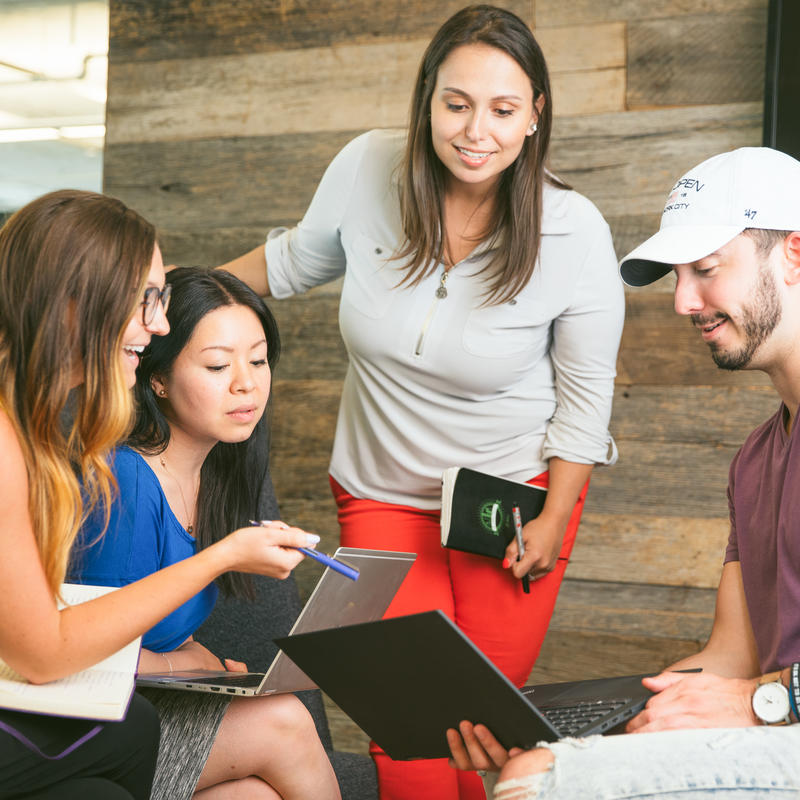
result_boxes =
[71,268,340,800]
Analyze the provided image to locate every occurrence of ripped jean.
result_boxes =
[488,726,800,799]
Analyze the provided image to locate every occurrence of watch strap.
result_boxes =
[791,663,800,722]
[758,670,784,685]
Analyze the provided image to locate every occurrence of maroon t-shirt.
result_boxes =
[725,402,800,672]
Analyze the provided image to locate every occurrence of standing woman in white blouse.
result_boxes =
[221,6,624,800]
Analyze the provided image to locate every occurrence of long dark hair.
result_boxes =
[0,190,153,595]
[128,267,281,598]
[396,4,569,305]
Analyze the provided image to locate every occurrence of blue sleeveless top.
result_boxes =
[70,446,218,652]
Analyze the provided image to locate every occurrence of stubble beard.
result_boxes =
[708,262,782,371]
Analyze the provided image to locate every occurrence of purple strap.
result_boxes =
[0,719,103,760]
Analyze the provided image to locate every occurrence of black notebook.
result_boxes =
[440,467,547,559]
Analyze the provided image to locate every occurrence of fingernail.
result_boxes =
[502,557,510,569]
[305,533,321,545]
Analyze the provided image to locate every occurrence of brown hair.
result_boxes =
[0,190,155,595]
[396,4,568,305]
[744,228,793,257]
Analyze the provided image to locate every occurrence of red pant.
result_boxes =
[331,473,589,800]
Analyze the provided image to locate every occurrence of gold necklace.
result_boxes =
[158,455,197,535]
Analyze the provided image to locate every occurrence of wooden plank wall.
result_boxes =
[104,0,774,752]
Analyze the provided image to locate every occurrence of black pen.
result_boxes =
[512,504,530,593]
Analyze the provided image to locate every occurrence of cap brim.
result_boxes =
[619,225,743,287]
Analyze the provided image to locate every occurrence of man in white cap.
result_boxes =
[447,147,800,798]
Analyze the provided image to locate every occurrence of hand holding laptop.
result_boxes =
[446,720,523,774]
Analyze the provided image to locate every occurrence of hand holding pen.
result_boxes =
[511,505,530,594]
[250,521,360,581]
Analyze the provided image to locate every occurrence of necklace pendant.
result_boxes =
[435,270,449,299]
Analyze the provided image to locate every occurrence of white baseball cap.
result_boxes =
[619,147,800,287]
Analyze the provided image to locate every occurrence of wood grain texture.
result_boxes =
[109,0,531,63]
[529,630,703,683]
[586,440,735,518]
[548,579,716,639]
[569,513,728,589]
[627,10,767,108]
[529,578,715,681]
[535,0,767,27]
[549,103,763,220]
[551,68,625,117]
[609,385,778,444]
[105,22,625,146]
[104,131,358,237]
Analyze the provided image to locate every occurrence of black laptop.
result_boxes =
[276,610,659,760]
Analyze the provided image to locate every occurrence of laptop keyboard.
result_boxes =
[540,698,630,736]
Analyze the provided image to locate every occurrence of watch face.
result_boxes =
[753,681,791,724]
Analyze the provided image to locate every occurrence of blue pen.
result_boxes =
[249,521,360,581]
[296,546,360,581]
[511,504,530,594]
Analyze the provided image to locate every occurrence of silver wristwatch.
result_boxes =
[752,672,791,725]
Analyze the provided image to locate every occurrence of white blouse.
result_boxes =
[266,129,624,509]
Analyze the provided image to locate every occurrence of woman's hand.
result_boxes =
[504,511,566,582]
[216,521,318,579]
[138,638,224,674]
[174,639,226,671]
[503,458,592,583]
[446,721,523,773]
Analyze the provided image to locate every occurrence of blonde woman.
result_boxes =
[0,191,321,799]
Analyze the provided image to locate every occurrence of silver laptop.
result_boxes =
[136,547,415,696]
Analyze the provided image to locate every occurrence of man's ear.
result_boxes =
[782,232,800,286]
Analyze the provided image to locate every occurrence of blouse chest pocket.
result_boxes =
[340,233,404,320]
[461,297,553,359]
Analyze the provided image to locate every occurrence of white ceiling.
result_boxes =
[0,0,108,212]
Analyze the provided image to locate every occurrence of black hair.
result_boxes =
[129,267,281,599]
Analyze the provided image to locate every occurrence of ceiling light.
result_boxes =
[59,124,105,139]
[0,127,59,143]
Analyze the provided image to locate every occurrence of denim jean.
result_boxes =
[488,726,800,799]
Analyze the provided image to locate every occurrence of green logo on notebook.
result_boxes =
[478,499,504,535]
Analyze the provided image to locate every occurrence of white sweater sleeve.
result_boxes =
[265,132,371,298]
[541,214,625,466]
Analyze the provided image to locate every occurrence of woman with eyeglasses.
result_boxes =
[220,6,624,800]
[70,267,341,800]
[0,190,331,800]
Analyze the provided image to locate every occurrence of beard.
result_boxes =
[694,262,782,371]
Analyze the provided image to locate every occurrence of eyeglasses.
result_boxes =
[141,285,172,326]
